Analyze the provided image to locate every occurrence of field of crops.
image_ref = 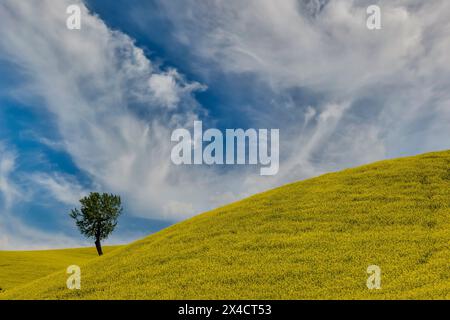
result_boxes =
[1,151,450,299]
[0,246,120,292]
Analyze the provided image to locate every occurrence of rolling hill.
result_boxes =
[1,150,450,299]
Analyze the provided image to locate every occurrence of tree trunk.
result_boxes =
[95,238,103,256]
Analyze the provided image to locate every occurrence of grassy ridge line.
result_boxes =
[2,150,450,299]
[0,246,121,293]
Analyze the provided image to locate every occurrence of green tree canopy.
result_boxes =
[70,192,122,255]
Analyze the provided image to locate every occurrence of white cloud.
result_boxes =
[0,144,22,209]
[157,0,450,165]
[0,0,246,223]
[29,173,87,206]
[148,72,181,109]
[0,215,85,250]
[158,0,430,94]
[0,144,82,250]
[148,69,206,109]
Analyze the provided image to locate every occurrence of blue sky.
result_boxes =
[1,0,450,249]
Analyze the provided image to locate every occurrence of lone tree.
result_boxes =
[70,192,122,256]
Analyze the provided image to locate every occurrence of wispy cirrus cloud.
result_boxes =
[29,173,88,206]
[154,0,450,163]
[0,144,21,209]
[0,143,82,249]
[0,0,256,226]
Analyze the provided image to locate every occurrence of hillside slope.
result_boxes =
[2,151,450,299]
[0,246,120,292]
